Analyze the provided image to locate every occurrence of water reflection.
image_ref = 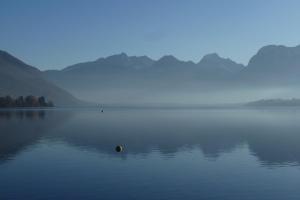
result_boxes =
[1,108,300,167]
[0,110,73,163]
[0,110,46,120]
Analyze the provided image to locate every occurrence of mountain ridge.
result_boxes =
[0,50,82,106]
[239,44,300,85]
[55,52,243,73]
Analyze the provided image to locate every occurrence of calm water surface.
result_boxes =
[1,108,300,200]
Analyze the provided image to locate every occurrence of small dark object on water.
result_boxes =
[115,145,123,152]
[101,109,103,113]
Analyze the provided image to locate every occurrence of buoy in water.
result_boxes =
[115,145,123,152]
[101,109,103,113]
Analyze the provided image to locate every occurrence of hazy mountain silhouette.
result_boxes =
[0,50,81,106]
[199,53,244,73]
[47,52,243,77]
[240,45,300,85]
[61,53,155,74]
[44,52,244,103]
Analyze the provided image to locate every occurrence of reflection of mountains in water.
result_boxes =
[1,109,300,167]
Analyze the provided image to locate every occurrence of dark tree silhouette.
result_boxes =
[0,97,6,107]
[0,95,54,108]
[15,96,24,107]
[25,96,39,107]
[5,96,14,107]
[38,96,46,107]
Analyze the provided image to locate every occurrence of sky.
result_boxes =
[1,0,300,70]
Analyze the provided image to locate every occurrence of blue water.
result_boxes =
[1,108,300,200]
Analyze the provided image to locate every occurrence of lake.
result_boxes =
[1,107,300,200]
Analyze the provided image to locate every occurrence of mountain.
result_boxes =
[196,53,244,80]
[153,55,194,68]
[198,53,244,73]
[44,53,244,103]
[61,53,155,74]
[0,50,81,106]
[240,45,300,85]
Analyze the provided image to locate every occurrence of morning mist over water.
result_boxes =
[2,1,300,200]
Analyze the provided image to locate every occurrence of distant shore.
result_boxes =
[0,95,54,108]
[246,99,300,107]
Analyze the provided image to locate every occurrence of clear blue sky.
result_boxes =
[1,0,300,70]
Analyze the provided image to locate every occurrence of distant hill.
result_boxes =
[0,50,81,106]
[246,98,300,107]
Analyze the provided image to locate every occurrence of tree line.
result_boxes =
[0,95,54,108]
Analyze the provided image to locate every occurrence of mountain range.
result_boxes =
[1,44,300,104]
[44,50,245,103]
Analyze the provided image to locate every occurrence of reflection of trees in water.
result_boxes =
[0,110,46,120]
